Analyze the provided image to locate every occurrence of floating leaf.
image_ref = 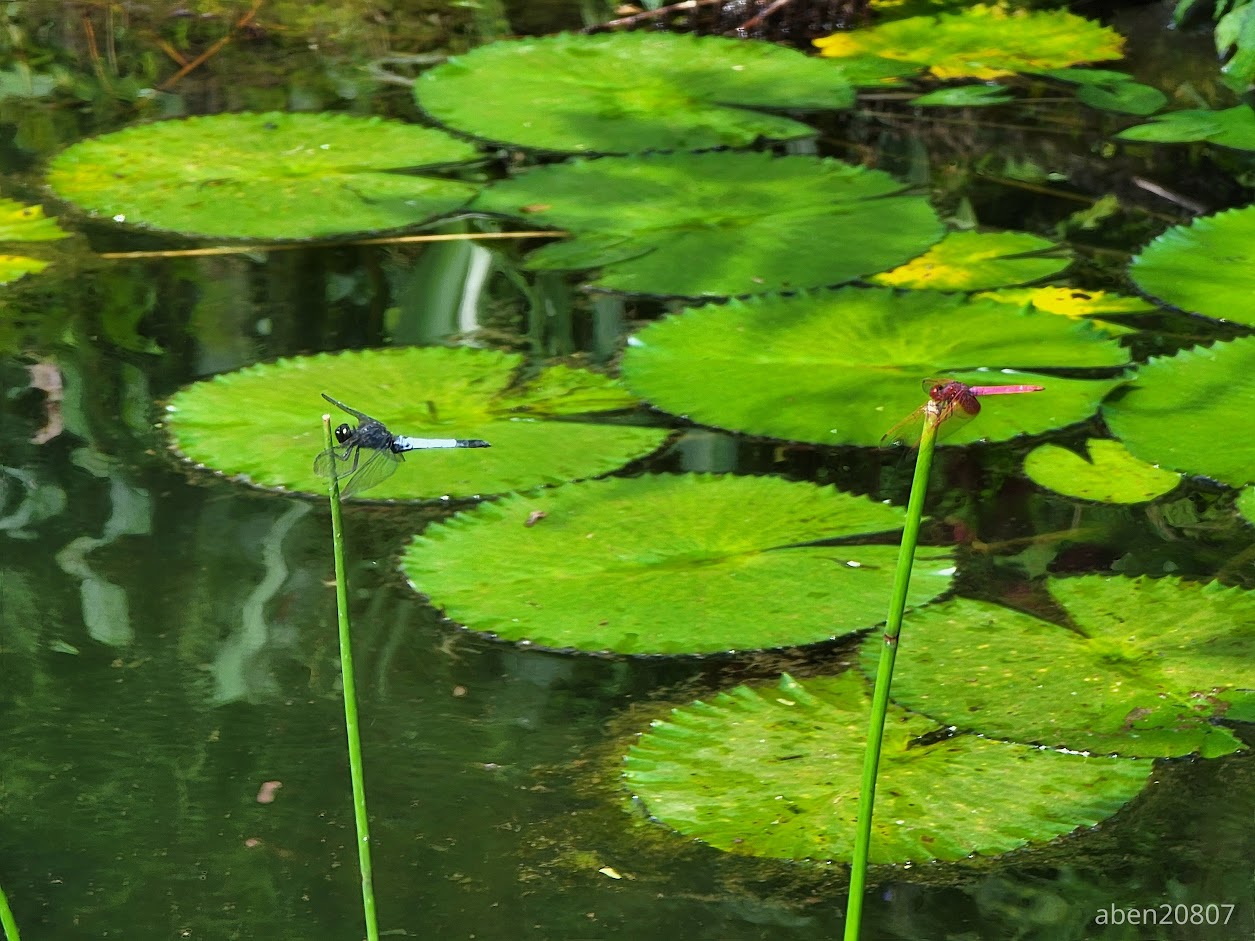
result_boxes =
[1115,104,1255,149]
[475,152,942,298]
[1129,207,1255,326]
[1037,68,1167,116]
[164,348,667,500]
[416,32,877,155]
[864,576,1254,757]
[623,671,1151,863]
[909,84,1015,106]
[870,230,1066,291]
[47,112,481,240]
[1103,337,1255,487]
[0,256,50,285]
[0,198,70,242]
[815,5,1124,80]
[1238,487,1255,525]
[1024,438,1181,503]
[401,474,953,654]
[0,198,70,285]
[622,288,1126,447]
[974,286,1154,319]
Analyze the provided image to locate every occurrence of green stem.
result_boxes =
[844,402,943,941]
[324,417,380,941]
[0,881,21,941]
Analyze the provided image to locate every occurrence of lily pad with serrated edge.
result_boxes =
[1103,337,1255,487]
[814,5,1124,80]
[621,287,1126,448]
[870,230,1066,291]
[416,32,903,156]
[400,474,953,654]
[1129,207,1255,326]
[474,152,942,298]
[1115,105,1255,150]
[164,347,668,501]
[1024,439,1182,504]
[861,576,1255,758]
[623,671,1151,863]
[47,112,481,240]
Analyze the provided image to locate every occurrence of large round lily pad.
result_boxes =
[401,474,953,654]
[1103,336,1255,487]
[814,5,1124,80]
[622,287,1126,447]
[47,112,481,240]
[862,576,1255,757]
[1129,207,1255,326]
[474,152,943,298]
[416,31,886,155]
[623,671,1151,863]
[164,347,668,500]
[1024,439,1182,504]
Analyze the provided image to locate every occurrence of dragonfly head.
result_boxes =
[333,423,354,444]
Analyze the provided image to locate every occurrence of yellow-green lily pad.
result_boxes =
[870,230,1066,291]
[814,5,1124,80]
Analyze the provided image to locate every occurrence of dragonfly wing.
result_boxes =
[313,445,353,479]
[321,393,377,425]
[880,402,929,447]
[338,447,402,497]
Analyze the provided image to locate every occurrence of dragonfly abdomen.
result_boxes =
[392,435,491,452]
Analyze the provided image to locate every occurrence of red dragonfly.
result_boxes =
[881,378,1045,446]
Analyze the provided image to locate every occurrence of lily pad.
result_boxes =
[1129,207,1255,326]
[622,287,1126,447]
[973,286,1154,320]
[870,230,1067,291]
[623,671,1151,863]
[47,112,481,240]
[1037,68,1167,116]
[401,474,953,654]
[1024,438,1182,503]
[1238,487,1255,525]
[164,347,668,500]
[909,84,1015,107]
[0,198,71,285]
[0,256,50,284]
[1115,104,1255,150]
[416,31,880,155]
[814,5,1124,80]
[0,198,71,242]
[1103,337,1255,487]
[862,576,1255,757]
[474,152,943,298]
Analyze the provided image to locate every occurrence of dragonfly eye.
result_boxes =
[333,423,353,444]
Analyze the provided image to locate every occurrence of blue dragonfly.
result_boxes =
[314,393,489,497]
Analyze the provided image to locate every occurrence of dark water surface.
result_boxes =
[1,2,1253,939]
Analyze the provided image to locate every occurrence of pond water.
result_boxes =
[1,1,1253,940]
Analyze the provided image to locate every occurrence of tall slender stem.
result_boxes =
[0,880,21,941]
[324,416,380,941]
[844,400,942,941]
